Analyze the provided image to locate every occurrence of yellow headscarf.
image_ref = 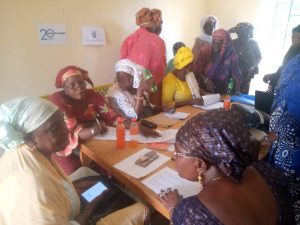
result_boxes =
[173,46,194,70]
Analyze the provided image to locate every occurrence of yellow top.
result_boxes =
[162,72,192,106]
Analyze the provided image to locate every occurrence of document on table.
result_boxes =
[193,94,223,110]
[142,167,200,198]
[163,112,190,120]
[94,127,178,144]
[114,148,170,179]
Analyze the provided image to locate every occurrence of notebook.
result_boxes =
[255,90,274,115]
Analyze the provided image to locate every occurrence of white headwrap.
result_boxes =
[199,15,219,43]
[0,97,58,150]
[114,59,143,88]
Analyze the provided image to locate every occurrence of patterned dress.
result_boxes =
[172,162,294,225]
[268,54,300,224]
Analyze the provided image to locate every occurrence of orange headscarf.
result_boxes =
[55,66,94,88]
[135,8,162,28]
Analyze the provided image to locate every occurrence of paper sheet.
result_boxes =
[94,127,178,144]
[193,94,223,110]
[142,167,200,198]
[114,148,170,179]
[163,112,190,120]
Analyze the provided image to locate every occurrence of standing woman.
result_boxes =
[194,29,242,94]
[230,22,262,94]
[267,54,300,224]
[162,46,203,108]
[49,66,117,175]
[120,8,166,107]
[192,15,218,64]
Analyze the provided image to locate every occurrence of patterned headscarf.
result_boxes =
[176,109,259,182]
[0,97,58,150]
[229,22,253,34]
[115,59,143,88]
[136,8,162,28]
[55,66,94,89]
[173,46,194,70]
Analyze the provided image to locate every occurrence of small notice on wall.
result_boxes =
[82,26,106,45]
[38,25,67,45]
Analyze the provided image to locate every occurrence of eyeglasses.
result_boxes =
[172,151,194,159]
[64,81,87,90]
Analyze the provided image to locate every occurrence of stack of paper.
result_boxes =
[142,167,200,198]
[114,148,170,179]
[163,112,190,120]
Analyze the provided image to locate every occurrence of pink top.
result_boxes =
[120,27,166,84]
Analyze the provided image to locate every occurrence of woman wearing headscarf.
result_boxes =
[158,109,293,225]
[120,8,166,107]
[229,22,262,94]
[107,59,156,119]
[192,15,218,64]
[165,42,186,74]
[267,54,300,224]
[162,46,203,109]
[0,97,149,225]
[49,66,117,174]
[194,29,242,94]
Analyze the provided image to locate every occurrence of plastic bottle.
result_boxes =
[116,117,125,149]
[227,78,235,95]
[223,95,231,111]
[129,118,139,148]
[144,69,158,93]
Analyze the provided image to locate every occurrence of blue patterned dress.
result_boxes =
[268,54,300,224]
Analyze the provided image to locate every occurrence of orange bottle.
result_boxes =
[129,118,139,148]
[116,117,125,149]
[223,95,231,111]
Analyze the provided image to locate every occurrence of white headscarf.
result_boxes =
[199,15,219,43]
[114,59,143,88]
[0,97,58,150]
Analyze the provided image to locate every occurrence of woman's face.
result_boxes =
[174,142,199,181]
[212,39,223,53]
[203,18,216,36]
[292,32,300,46]
[237,29,253,40]
[63,75,87,100]
[30,111,69,156]
[185,62,194,73]
[116,72,134,91]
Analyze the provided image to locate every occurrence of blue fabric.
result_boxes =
[268,54,300,224]
[230,94,255,106]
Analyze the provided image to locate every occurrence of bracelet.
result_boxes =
[135,95,143,101]
[90,127,95,136]
[168,206,175,214]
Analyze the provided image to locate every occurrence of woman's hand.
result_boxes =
[159,188,181,215]
[139,125,161,138]
[190,97,203,106]
[94,119,107,135]
[204,79,216,93]
[137,78,154,95]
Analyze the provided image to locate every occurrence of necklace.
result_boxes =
[204,176,224,187]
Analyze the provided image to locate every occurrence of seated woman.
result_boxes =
[107,59,160,119]
[159,109,294,225]
[162,46,203,109]
[49,66,117,175]
[194,29,242,94]
[0,97,148,225]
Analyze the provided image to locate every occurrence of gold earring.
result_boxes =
[198,169,203,185]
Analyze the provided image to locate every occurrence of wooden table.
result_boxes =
[82,105,204,219]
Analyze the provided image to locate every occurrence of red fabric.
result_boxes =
[49,89,117,156]
[120,28,166,84]
[55,65,93,88]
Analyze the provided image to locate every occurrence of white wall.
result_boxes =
[0,0,206,102]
